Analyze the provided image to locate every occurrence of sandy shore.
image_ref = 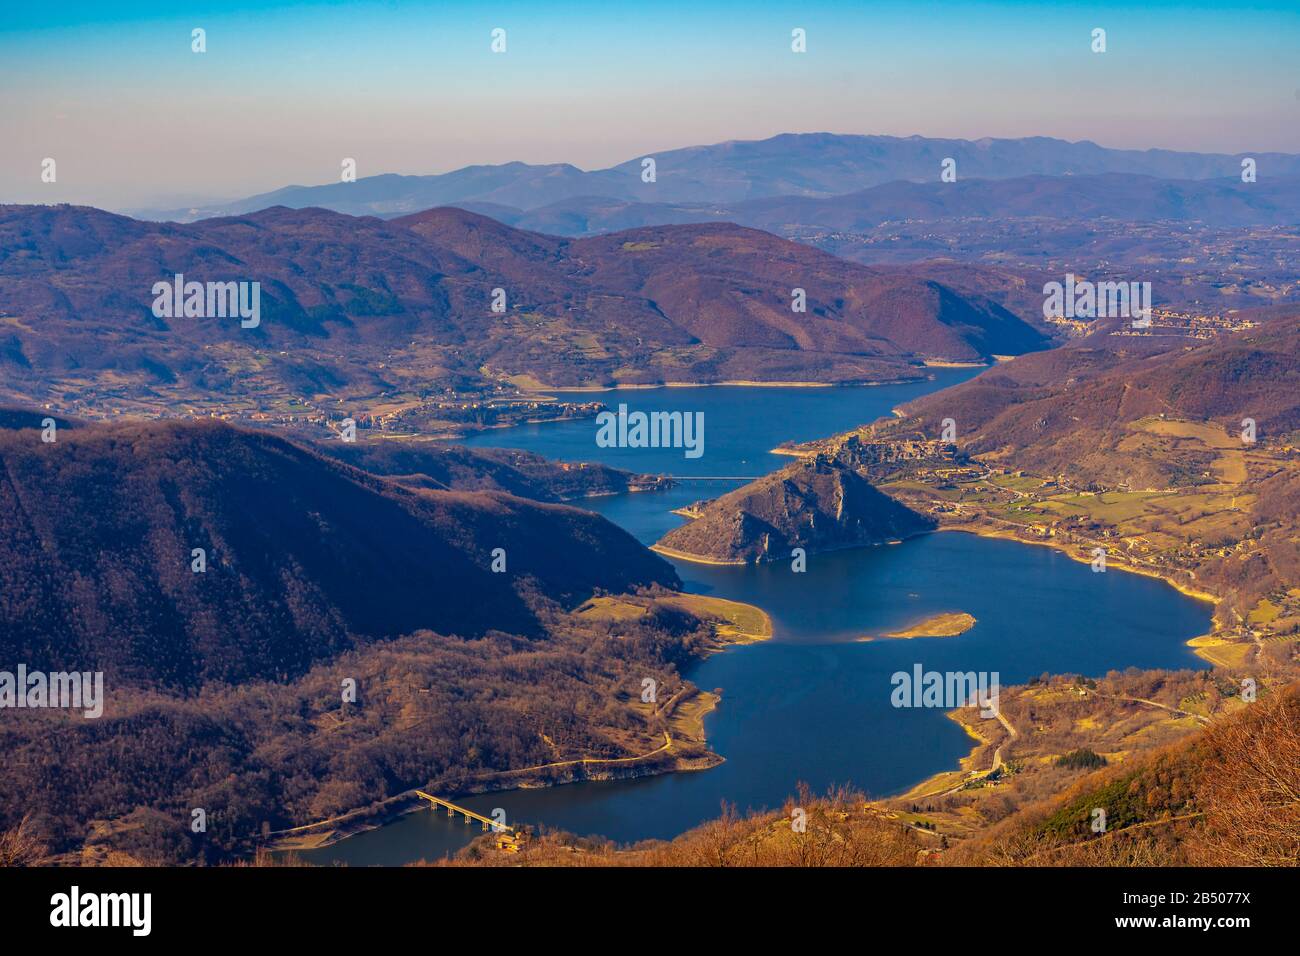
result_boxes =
[650,543,749,566]
[860,611,977,641]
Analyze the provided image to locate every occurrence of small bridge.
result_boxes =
[414,790,509,832]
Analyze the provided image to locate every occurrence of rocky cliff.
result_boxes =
[654,456,934,564]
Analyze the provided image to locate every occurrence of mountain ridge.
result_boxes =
[0,202,1052,420]
[0,416,678,687]
[454,173,1300,237]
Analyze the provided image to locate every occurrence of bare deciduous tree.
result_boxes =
[1194,689,1300,866]
[0,815,49,867]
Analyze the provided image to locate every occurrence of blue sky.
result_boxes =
[2,1,1297,207]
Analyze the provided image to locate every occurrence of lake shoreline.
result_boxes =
[271,596,772,859]
[275,518,1216,863]
[887,518,1229,803]
[936,523,1224,655]
[296,373,1216,862]
[437,375,947,439]
[651,533,919,567]
[271,748,726,856]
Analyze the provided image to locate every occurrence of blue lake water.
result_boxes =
[304,370,1212,865]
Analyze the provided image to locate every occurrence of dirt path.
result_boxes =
[990,709,1019,771]
[1088,690,1211,726]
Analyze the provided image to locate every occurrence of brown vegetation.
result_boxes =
[1194,687,1300,865]
[0,415,723,865]
[0,815,50,867]
[0,204,1047,424]
[947,683,1299,867]
[436,786,924,867]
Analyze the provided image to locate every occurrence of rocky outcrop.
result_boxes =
[654,455,934,563]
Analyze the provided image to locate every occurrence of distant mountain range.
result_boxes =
[130,133,1300,223]
[0,203,1052,416]
[120,134,1300,320]
[460,173,1300,237]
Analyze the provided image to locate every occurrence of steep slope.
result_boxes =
[559,220,1049,361]
[0,417,678,687]
[954,685,1300,867]
[317,436,660,500]
[866,308,1300,625]
[898,310,1300,487]
[655,454,934,563]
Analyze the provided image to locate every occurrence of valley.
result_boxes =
[4,3,1298,938]
[296,375,1217,865]
[2,124,1296,874]
[4,249,1295,872]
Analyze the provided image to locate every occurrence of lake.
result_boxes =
[302,370,1212,865]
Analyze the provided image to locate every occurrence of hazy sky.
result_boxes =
[3,0,1298,209]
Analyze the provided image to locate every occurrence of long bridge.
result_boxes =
[414,790,509,832]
